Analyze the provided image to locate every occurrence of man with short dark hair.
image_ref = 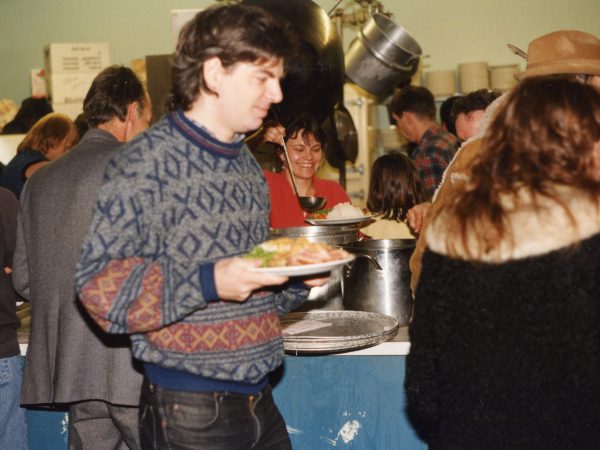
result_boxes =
[14,65,151,450]
[75,5,315,449]
[390,86,460,199]
[451,89,502,141]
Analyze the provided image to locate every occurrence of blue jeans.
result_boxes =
[140,378,291,450]
[0,355,28,450]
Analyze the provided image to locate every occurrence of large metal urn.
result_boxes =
[342,239,415,326]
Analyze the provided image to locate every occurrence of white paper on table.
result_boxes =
[282,319,332,336]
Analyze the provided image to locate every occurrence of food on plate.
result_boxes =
[244,237,350,267]
[325,202,365,220]
[307,208,331,220]
[306,203,367,221]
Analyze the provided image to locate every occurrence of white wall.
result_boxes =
[1,0,599,102]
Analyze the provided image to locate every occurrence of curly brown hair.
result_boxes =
[168,4,296,112]
[436,76,600,258]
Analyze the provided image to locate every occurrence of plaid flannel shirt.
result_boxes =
[413,126,460,199]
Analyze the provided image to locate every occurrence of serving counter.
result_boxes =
[19,328,426,450]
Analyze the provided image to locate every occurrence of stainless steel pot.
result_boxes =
[270,225,360,311]
[342,239,415,326]
[345,14,422,98]
[270,224,360,246]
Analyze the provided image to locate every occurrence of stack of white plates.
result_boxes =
[425,70,456,97]
[490,64,520,91]
[459,62,489,93]
[281,310,399,354]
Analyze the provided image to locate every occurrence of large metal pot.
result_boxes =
[342,239,415,326]
[345,14,422,98]
[270,225,360,311]
[270,224,360,246]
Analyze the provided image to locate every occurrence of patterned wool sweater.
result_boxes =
[75,111,308,384]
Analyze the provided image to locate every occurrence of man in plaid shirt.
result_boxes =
[391,86,460,199]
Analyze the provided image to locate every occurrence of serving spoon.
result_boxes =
[279,136,326,212]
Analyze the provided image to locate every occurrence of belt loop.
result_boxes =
[248,394,255,409]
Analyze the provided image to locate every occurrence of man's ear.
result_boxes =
[125,101,138,125]
[403,111,415,126]
[202,56,223,93]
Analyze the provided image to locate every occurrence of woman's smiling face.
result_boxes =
[281,129,323,180]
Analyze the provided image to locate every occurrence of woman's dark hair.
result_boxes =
[436,76,600,258]
[1,97,53,135]
[83,66,146,127]
[283,114,326,145]
[271,114,325,171]
[168,4,296,111]
[367,152,427,221]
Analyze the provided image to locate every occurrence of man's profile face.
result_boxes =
[455,110,484,141]
[393,112,414,143]
[215,57,284,136]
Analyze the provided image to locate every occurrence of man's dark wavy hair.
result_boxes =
[83,65,145,127]
[168,4,296,112]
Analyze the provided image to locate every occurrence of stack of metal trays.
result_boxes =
[281,310,399,355]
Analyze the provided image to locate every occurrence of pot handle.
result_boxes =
[350,253,383,271]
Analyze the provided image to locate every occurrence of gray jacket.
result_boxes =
[14,129,143,405]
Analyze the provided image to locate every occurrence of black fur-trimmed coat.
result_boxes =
[406,188,600,449]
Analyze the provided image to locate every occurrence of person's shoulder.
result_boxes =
[0,186,17,207]
[263,170,284,183]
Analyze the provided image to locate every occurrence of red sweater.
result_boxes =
[264,171,351,228]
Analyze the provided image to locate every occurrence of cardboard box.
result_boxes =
[46,72,97,103]
[44,42,110,74]
[51,101,84,120]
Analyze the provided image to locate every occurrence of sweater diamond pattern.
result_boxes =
[76,111,309,383]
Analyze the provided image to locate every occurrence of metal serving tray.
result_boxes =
[281,310,399,354]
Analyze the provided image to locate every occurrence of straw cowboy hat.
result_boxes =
[512,30,600,79]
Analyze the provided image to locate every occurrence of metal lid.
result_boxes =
[270,224,360,243]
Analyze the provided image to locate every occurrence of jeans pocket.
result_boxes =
[168,394,220,431]
[162,392,222,448]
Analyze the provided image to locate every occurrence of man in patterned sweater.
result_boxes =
[391,86,460,199]
[75,5,315,449]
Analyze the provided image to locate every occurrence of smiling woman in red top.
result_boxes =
[262,114,350,228]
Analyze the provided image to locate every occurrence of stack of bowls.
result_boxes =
[459,62,490,93]
[490,64,520,91]
[425,70,457,97]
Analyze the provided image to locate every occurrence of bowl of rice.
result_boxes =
[326,202,365,219]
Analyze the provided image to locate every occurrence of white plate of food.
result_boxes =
[249,255,355,276]
[304,202,372,226]
[305,216,374,226]
[245,237,354,276]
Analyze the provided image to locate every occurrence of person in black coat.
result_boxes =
[406,76,600,449]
